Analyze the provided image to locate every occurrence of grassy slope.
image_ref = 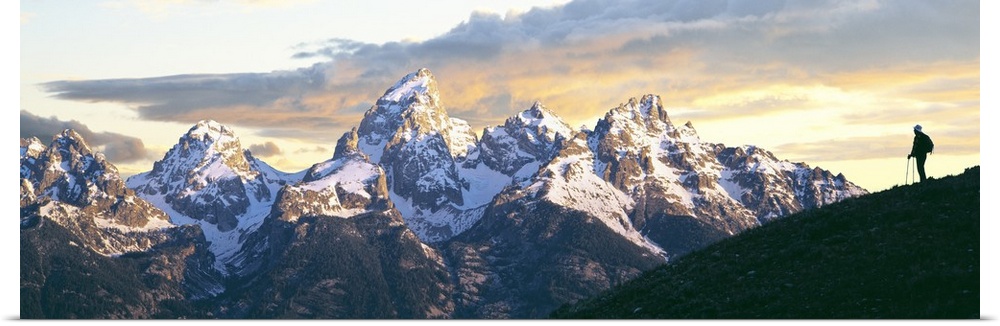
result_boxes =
[552,166,980,319]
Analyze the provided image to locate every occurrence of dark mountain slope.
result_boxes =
[552,166,979,319]
[20,219,216,319]
[217,210,454,318]
[446,200,663,318]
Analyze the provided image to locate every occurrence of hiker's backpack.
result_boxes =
[922,134,934,153]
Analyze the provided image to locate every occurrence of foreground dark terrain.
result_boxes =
[553,166,979,319]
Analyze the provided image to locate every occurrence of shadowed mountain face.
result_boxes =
[21,68,871,319]
[219,211,455,318]
[552,167,979,319]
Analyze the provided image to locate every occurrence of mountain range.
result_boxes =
[20,68,867,318]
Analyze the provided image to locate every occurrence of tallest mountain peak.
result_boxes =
[379,68,440,108]
[357,68,476,162]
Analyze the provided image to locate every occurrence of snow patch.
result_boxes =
[94,214,174,232]
[457,162,511,209]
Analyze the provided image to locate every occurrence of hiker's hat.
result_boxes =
[914,124,922,132]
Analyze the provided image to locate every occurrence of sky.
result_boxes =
[19,0,982,195]
[9,1,996,319]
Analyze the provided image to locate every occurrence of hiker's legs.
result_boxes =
[916,154,927,182]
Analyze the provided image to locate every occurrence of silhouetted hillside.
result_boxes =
[552,166,979,319]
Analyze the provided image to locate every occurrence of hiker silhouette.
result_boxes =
[907,124,934,183]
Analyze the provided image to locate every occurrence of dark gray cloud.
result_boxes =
[249,141,283,157]
[44,63,328,120]
[292,38,370,59]
[20,110,151,163]
[40,0,980,142]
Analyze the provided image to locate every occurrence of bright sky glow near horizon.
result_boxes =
[19,0,981,195]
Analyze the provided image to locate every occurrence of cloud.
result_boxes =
[43,0,979,146]
[292,38,370,59]
[20,110,151,163]
[249,141,283,157]
[294,146,329,154]
[42,63,349,141]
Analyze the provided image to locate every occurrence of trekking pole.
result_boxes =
[905,157,910,185]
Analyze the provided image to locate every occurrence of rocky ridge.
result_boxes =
[20,130,175,255]
[126,120,299,274]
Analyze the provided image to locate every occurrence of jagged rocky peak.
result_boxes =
[28,129,126,206]
[19,129,170,230]
[351,68,475,215]
[356,68,477,162]
[472,101,575,176]
[597,94,675,136]
[187,119,235,141]
[139,119,263,189]
[509,101,574,142]
[52,129,95,157]
[21,137,46,180]
[273,158,392,223]
[170,119,251,173]
[333,127,366,161]
[360,68,445,138]
[127,119,272,232]
[20,136,49,208]
[618,95,668,121]
[581,93,869,258]
[272,129,391,223]
[378,67,441,111]
[21,136,45,148]
[678,120,700,143]
[21,137,46,157]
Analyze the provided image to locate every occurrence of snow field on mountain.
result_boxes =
[299,158,380,195]
[389,190,487,243]
[457,163,510,209]
[527,146,663,255]
[139,189,268,273]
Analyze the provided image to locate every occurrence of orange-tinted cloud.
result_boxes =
[43,0,979,152]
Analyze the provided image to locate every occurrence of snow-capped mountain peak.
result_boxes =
[52,129,93,154]
[510,101,574,143]
[597,94,674,137]
[127,120,298,274]
[357,68,477,163]
[166,119,254,180]
[379,67,440,111]
[186,119,235,141]
[20,130,174,255]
